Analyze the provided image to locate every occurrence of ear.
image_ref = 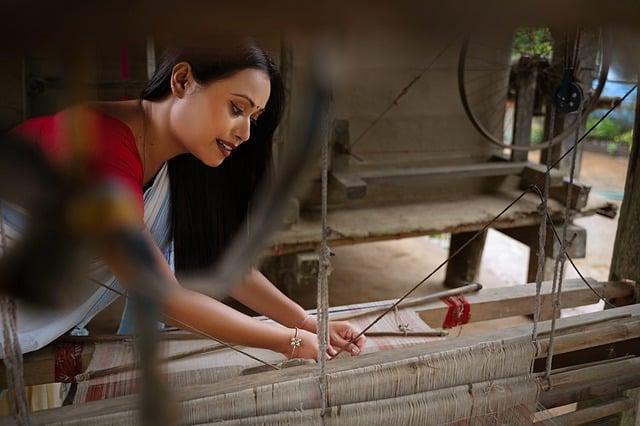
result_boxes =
[170,62,194,98]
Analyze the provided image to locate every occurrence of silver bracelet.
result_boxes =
[290,327,302,358]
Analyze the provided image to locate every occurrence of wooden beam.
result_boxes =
[357,161,529,182]
[610,77,640,288]
[519,163,564,190]
[548,177,592,210]
[417,279,634,328]
[541,397,635,425]
[329,170,367,199]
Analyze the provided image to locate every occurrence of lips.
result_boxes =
[216,139,234,158]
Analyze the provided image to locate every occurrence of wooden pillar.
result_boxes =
[609,80,640,290]
[499,222,586,285]
[585,80,640,426]
[444,230,487,288]
[511,63,537,162]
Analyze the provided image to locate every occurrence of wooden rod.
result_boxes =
[539,397,634,425]
[331,283,482,321]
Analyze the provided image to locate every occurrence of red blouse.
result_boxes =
[11,106,144,214]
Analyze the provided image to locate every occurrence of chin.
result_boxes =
[202,156,225,168]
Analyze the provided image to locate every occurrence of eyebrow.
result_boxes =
[232,93,264,111]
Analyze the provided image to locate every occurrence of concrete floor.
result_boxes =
[311,151,629,332]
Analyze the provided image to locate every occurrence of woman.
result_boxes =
[4,40,365,360]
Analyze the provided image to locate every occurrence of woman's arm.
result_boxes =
[230,269,366,356]
[103,229,319,359]
[230,269,308,328]
[162,286,314,357]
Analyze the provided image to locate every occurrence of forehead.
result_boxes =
[208,68,271,109]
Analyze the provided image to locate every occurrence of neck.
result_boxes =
[139,99,187,185]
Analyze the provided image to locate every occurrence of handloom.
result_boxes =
[21,301,640,425]
[12,84,640,424]
[1,74,639,426]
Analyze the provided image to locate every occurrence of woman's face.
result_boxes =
[169,65,271,167]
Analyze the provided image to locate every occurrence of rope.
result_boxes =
[531,106,556,351]
[0,203,31,425]
[545,107,584,379]
[317,117,331,415]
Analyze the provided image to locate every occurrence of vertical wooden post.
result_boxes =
[609,81,640,288]
[600,81,639,425]
[444,230,487,288]
[511,64,537,162]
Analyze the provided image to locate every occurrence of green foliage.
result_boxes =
[531,119,544,144]
[586,116,622,140]
[614,129,634,147]
[512,28,553,60]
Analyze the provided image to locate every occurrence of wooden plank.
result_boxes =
[356,161,528,182]
[540,372,640,409]
[268,189,585,256]
[519,163,564,190]
[549,177,592,210]
[417,279,634,327]
[537,318,640,359]
[545,357,640,395]
[543,397,634,425]
[329,170,367,199]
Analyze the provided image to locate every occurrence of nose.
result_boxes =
[233,117,251,144]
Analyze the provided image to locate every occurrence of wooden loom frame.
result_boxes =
[9,280,637,425]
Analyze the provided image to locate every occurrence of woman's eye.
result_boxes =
[231,103,243,116]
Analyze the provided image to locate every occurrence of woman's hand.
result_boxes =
[300,317,366,357]
[326,321,366,357]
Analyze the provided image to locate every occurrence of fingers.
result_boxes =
[354,333,366,350]
[326,322,365,356]
[334,335,360,356]
[327,345,338,357]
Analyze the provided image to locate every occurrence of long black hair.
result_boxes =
[141,41,285,272]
